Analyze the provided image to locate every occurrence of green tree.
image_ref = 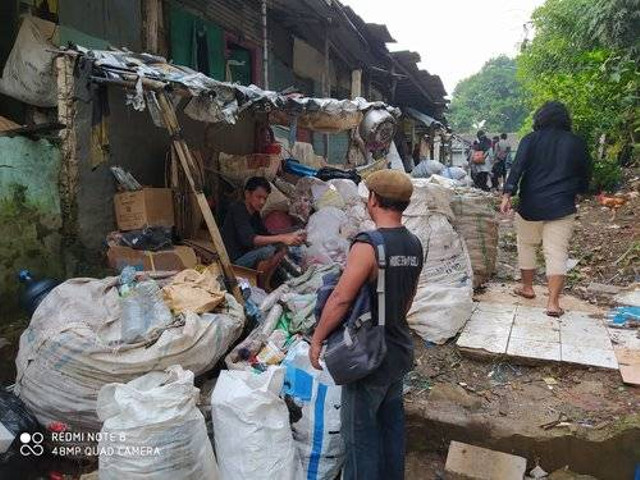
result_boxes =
[449,55,528,134]
[517,0,640,191]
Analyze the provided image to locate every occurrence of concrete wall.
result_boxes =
[0,136,63,321]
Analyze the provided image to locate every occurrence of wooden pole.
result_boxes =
[156,91,243,304]
[323,30,330,159]
[143,0,160,54]
[56,55,79,276]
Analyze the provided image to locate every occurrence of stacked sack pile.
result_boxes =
[14,265,245,467]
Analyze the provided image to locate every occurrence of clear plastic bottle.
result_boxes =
[121,280,172,343]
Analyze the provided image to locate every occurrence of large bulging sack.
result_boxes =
[14,277,244,434]
[450,190,499,288]
[97,365,219,480]
[211,367,301,480]
[403,211,474,344]
[284,342,345,480]
[0,16,57,107]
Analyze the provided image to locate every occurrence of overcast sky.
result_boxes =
[340,0,546,96]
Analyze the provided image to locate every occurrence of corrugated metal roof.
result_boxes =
[404,107,443,128]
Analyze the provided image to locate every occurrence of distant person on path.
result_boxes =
[472,130,492,191]
[492,133,510,190]
[500,101,590,317]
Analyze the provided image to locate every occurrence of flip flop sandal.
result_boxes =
[513,287,536,299]
[546,309,565,318]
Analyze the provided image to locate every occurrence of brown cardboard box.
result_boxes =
[114,188,174,231]
[107,245,197,272]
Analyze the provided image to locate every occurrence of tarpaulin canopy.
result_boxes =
[71,47,399,130]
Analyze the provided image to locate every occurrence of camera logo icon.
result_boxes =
[19,432,44,457]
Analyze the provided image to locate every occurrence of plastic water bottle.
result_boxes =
[120,280,172,343]
[17,270,59,317]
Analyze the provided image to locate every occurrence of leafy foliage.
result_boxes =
[517,0,640,191]
[448,56,528,134]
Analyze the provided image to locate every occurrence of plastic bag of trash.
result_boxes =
[283,342,345,480]
[97,365,219,479]
[211,367,301,480]
[403,209,474,344]
[442,166,467,181]
[14,276,244,436]
[0,389,41,461]
[411,160,445,179]
[327,179,361,207]
[305,208,350,266]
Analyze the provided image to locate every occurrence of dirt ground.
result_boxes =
[404,178,640,478]
[495,170,640,300]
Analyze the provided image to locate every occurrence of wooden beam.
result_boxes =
[143,0,160,54]
[350,69,362,99]
[155,91,244,304]
[56,55,80,277]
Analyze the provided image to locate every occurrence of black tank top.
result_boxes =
[355,227,423,385]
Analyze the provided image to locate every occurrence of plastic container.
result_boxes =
[18,270,59,317]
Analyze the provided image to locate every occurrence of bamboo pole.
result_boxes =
[155,91,243,304]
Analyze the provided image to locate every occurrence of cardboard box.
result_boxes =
[114,188,174,231]
[107,245,197,272]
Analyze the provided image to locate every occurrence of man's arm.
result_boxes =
[233,206,304,248]
[309,242,376,369]
[503,134,532,197]
[253,232,304,247]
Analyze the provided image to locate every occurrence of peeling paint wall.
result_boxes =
[0,137,63,321]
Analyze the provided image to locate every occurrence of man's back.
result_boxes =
[358,226,423,384]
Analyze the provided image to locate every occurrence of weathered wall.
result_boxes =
[0,137,63,321]
[73,86,255,255]
[58,0,142,50]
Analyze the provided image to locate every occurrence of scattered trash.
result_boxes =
[566,258,579,271]
[529,465,549,479]
[607,306,640,328]
[97,365,219,479]
[540,413,571,430]
[543,377,558,389]
[110,166,142,191]
[0,388,41,460]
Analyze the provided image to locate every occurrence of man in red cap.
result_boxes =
[310,169,423,480]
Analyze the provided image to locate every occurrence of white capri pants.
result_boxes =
[516,213,575,276]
